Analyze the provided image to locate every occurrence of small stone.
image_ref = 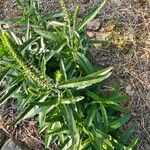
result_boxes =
[86,32,95,38]
[126,85,132,91]
[28,120,37,126]
[125,85,135,96]
[144,142,150,150]
[86,19,100,31]
[1,139,28,150]
[1,80,7,87]
[112,0,122,6]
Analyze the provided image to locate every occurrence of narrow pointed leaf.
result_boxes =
[77,0,107,30]
[0,67,11,84]
[109,115,131,131]
[61,96,84,104]
[87,66,113,78]
[59,72,112,89]
[125,136,140,150]
[103,95,131,103]
[14,96,48,125]
[107,103,129,112]
[34,29,62,41]
[20,37,40,52]
[86,90,100,101]
[0,43,7,57]
[76,52,94,74]
[63,105,80,149]
[60,59,67,81]
[59,137,71,150]
[41,56,46,77]
[120,125,137,144]
[45,43,66,61]
[47,126,68,135]
[47,21,66,26]
[80,139,92,150]
[42,12,63,21]
[30,96,84,106]
[0,81,23,106]
[112,138,126,149]
[10,74,24,86]
[86,105,97,127]
[45,135,52,149]
[100,103,108,132]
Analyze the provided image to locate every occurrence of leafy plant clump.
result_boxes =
[0,0,139,149]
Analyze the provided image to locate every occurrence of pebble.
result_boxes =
[144,142,150,150]
[125,85,135,96]
[86,31,95,38]
[1,139,29,150]
[86,18,100,31]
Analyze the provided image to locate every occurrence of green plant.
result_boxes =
[0,0,139,149]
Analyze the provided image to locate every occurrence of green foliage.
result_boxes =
[0,0,139,149]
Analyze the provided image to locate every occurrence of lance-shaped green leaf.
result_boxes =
[104,139,115,149]
[103,95,131,103]
[45,135,52,149]
[0,44,6,57]
[92,128,109,139]
[77,0,107,31]
[34,29,63,41]
[87,66,113,77]
[25,13,30,41]
[31,99,57,107]
[63,105,80,150]
[42,12,63,21]
[109,115,131,131]
[27,87,41,96]
[46,126,68,135]
[100,103,108,132]
[59,72,112,90]
[85,105,97,127]
[10,74,25,86]
[91,128,108,149]
[0,80,23,106]
[19,37,40,52]
[86,90,100,101]
[45,43,66,61]
[61,96,84,104]
[105,102,129,112]
[59,137,71,150]
[125,136,140,150]
[0,67,11,84]
[111,138,126,150]
[14,95,48,125]
[80,138,92,150]
[47,21,66,27]
[76,52,94,74]
[119,125,137,144]
[30,96,84,106]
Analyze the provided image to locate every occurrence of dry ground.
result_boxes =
[0,0,150,149]
[89,1,150,149]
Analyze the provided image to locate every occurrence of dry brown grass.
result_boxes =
[89,0,150,149]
